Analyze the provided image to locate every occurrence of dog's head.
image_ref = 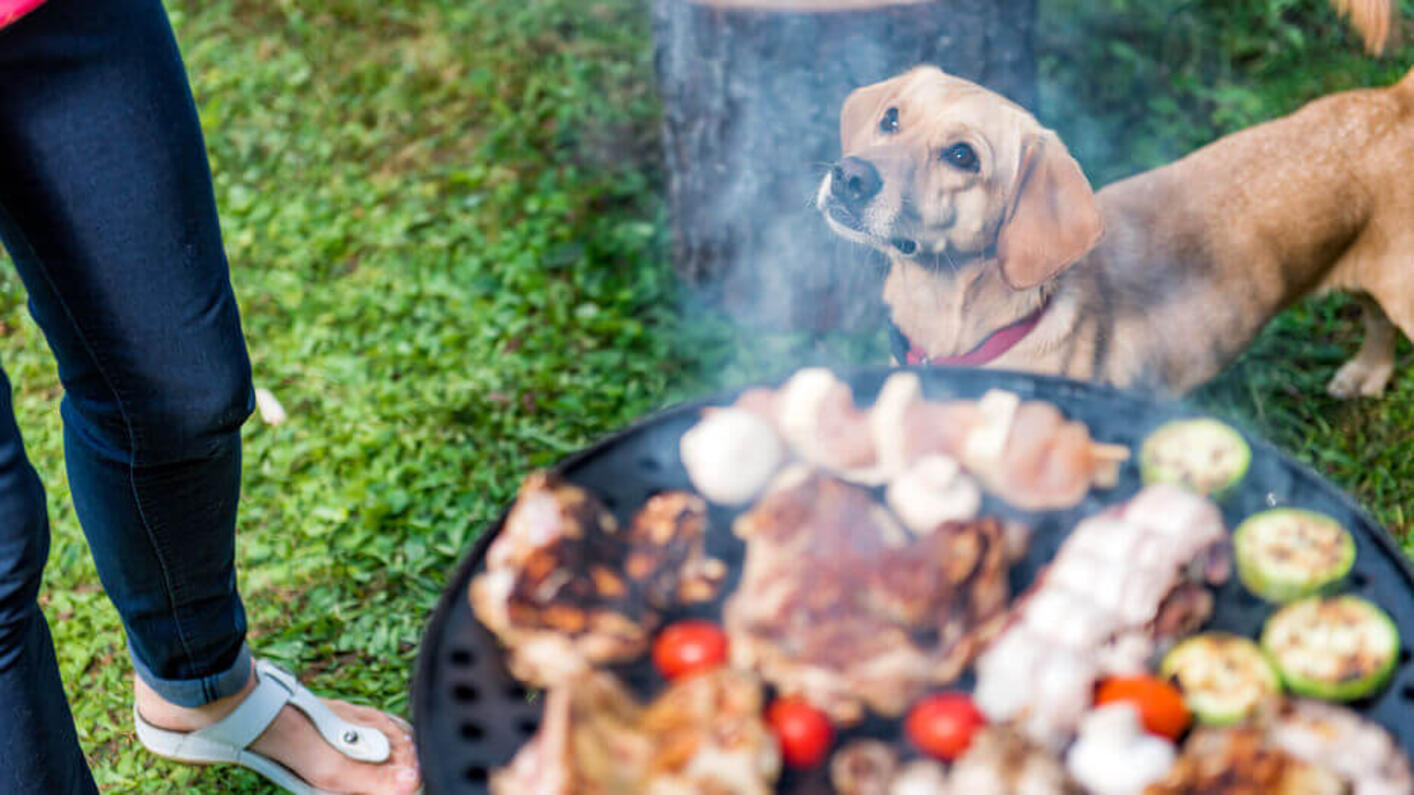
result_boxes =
[817,66,1103,354]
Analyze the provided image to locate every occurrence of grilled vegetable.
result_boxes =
[1261,595,1400,701]
[766,697,835,769]
[1234,509,1355,603]
[905,692,987,761]
[1094,676,1191,739]
[652,620,729,680]
[1140,418,1250,498]
[1161,633,1281,725]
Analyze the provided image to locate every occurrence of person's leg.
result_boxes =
[0,1,417,790]
[0,369,97,794]
[0,0,255,707]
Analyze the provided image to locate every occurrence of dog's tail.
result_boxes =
[1330,0,1397,55]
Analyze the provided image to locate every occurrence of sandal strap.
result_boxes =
[191,669,290,751]
[255,659,391,764]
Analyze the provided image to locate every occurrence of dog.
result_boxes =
[816,64,1414,395]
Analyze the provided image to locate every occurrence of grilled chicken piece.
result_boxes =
[1147,725,1344,795]
[470,473,724,686]
[974,485,1228,748]
[623,491,726,606]
[1267,699,1414,795]
[725,468,1016,724]
[949,726,1078,795]
[490,669,780,795]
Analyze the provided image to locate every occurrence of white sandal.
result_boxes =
[134,658,393,795]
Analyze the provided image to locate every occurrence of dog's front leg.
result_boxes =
[1328,294,1398,398]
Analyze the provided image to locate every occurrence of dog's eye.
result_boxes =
[941,142,979,171]
[879,107,899,134]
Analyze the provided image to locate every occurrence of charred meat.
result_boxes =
[974,484,1228,747]
[471,472,724,686]
[490,668,780,795]
[725,468,1016,724]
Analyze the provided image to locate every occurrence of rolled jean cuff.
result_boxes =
[128,641,251,708]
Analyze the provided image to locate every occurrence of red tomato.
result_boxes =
[765,697,834,769]
[905,692,986,761]
[652,620,729,680]
[1095,676,1191,740]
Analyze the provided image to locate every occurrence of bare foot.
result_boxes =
[135,662,421,795]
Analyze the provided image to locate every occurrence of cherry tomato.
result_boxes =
[652,620,729,680]
[765,697,834,769]
[904,692,986,761]
[1095,676,1191,740]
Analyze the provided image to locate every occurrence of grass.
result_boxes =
[0,0,1408,790]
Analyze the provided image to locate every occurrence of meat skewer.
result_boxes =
[973,484,1229,748]
[680,369,1126,513]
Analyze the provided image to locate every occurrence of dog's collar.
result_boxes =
[889,300,1050,367]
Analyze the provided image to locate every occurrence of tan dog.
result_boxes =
[817,65,1414,395]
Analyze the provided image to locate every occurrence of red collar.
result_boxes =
[901,300,1050,367]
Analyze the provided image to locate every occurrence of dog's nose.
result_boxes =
[831,156,882,209]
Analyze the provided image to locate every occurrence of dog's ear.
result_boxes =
[995,131,1104,290]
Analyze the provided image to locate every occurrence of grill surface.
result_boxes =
[412,367,1414,794]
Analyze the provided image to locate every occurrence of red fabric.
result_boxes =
[904,301,1049,367]
[0,0,45,30]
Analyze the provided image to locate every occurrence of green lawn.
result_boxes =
[0,0,1408,790]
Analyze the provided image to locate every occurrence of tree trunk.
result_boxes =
[653,0,1037,332]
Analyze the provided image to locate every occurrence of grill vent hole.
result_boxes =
[1401,683,1414,703]
[450,649,474,667]
[639,456,663,473]
[1401,648,1412,666]
[1351,570,1371,589]
[518,718,539,736]
[453,684,479,703]
[506,684,529,701]
[459,722,485,741]
[465,765,488,783]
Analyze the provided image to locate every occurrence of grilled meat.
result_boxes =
[1267,699,1414,795]
[1147,725,1344,795]
[974,485,1228,747]
[682,369,1123,513]
[725,468,1016,724]
[623,490,726,606]
[949,726,1078,795]
[1149,699,1414,794]
[490,669,780,795]
[471,473,724,686]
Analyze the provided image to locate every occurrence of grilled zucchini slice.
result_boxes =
[1160,632,1281,725]
[1139,418,1251,498]
[1261,595,1400,702]
[1234,509,1355,603]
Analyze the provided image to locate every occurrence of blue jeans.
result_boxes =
[0,0,255,790]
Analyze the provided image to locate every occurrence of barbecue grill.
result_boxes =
[412,367,1414,794]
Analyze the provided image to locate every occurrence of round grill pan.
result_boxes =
[412,367,1414,794]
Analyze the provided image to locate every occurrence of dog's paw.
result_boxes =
[1327,359,1394,399]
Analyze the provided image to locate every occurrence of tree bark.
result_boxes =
[653,0,1037,331]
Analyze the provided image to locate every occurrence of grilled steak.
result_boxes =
[725,468,1016,724]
